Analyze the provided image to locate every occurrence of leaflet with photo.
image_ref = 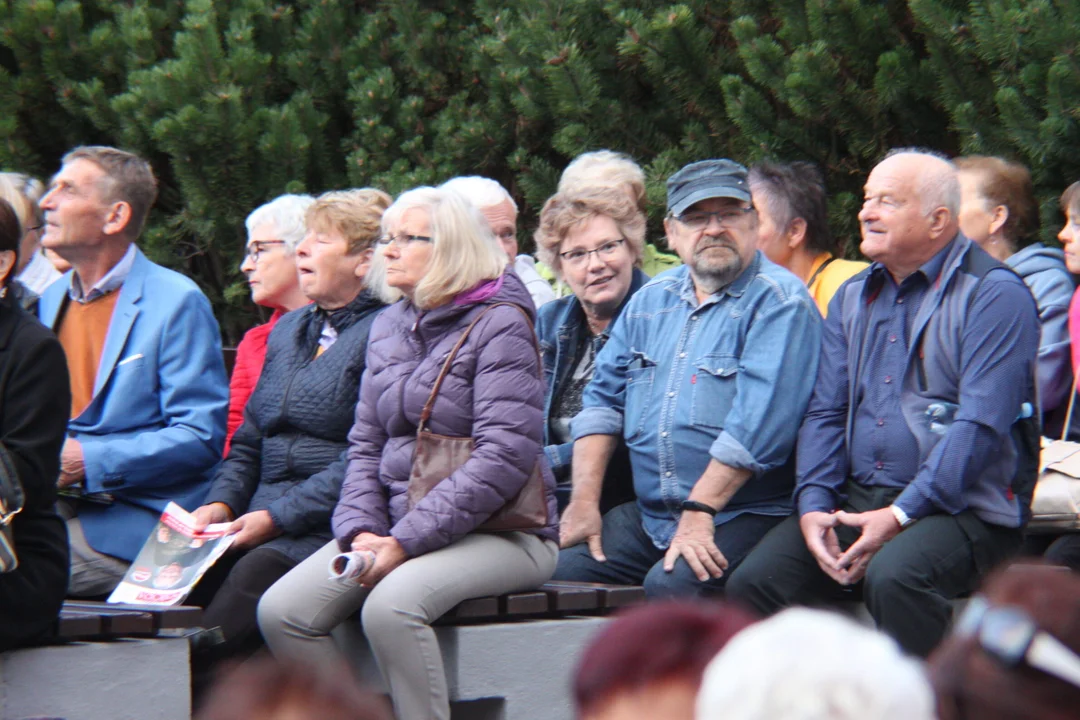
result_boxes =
[107,502,235,606]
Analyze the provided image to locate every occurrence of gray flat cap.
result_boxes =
[666,159,751,216]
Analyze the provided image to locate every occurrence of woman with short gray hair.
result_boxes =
[225,194,314,453]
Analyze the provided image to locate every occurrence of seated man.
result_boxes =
[748,161,867,316]
[555,159,822,598]
[439,175,556,308]
[727,150,1040,657]
[37,145,228,596]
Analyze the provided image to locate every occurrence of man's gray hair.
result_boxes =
[883,147,961,217]
[696,608,936,720]
[245,194,315,253]
[439,176,517,212]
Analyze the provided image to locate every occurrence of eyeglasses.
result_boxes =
[954,595,1080,689]
[559,238,626,267]
[672,207,753,231]
[377,234,433,249]
[246,240,286,261]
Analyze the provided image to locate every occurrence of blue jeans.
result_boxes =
[553,501,783,599]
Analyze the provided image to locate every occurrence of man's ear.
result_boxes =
[989,205,1009,237]
[354,247,375,279]
[786,217,808,250]
[927,207,952,239]
[102,201,134,238]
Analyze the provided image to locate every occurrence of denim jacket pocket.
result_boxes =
[690,353,740,430]
[624,350,656,440]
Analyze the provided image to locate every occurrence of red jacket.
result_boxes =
[225,309,283,455]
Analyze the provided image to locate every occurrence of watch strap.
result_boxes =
[681,500,718,516]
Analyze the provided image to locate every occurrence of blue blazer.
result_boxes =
[39,248,228,561]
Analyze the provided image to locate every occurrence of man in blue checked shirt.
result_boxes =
[553,159,823,598]
[727,149,1040,657]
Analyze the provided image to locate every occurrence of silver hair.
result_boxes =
[439,176,517,212]
[245,194,316,253]
[883,147,961,217]
[696,608,936,720]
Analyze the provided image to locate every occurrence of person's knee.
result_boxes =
[552,546,599,581]
[643,560,717,600]
[360,592,409,646]
[256,580,293,638]
[863,553,921,600]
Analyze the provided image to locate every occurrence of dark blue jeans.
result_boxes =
[553,501,784,599]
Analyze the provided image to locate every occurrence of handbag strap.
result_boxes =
[418,302,541,431]
[1061,370,1080,442]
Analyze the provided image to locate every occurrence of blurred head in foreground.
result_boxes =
[696,607,934,720]
[930,563,1080,720]
[196,656,391,720]
[574,601,757,720]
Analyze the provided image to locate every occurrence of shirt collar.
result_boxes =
[867,239,953,288]
[68,244,137,303]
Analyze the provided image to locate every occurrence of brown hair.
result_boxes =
[0,198,21,286]
[195,657,391,720]
[306,188,392,255]
[1060,182,1080,217]
[533,186,646,278]
[954,156,1038,248]
[929,562,1080,720]
[62,146,158,238]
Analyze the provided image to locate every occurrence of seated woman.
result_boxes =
[226,194,314,454]
[258,186,558,720]
[533,186,651,512]
[0,172,56,310]
[0,198,71,649]
[956,156,1075,420]
[187,189,390,679]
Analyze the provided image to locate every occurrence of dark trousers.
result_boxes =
[187,545,297,690]
[1045,534,1080,570]
[725,483,1022,657]
[553,501,783,599]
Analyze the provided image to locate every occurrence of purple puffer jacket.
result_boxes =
[332,268,559,556]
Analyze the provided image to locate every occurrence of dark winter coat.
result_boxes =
[0,295,70,649]
[332,269,559,557]
[204,289,385,562]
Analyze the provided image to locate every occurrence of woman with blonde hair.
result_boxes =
[188,188,390,691]
[259,186,558,720]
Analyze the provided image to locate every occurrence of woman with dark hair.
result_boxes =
[929,562,1080,720]
[0,197,71,649]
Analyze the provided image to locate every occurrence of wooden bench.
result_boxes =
[339,581,645,720]
[0,602,205,720]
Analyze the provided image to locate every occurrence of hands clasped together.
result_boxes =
[800,507,902,585]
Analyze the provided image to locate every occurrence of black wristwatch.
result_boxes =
[680,500,718,516]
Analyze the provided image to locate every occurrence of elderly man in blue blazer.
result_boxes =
[37,146,228,596]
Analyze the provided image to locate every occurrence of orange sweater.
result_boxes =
[56,292,120,418]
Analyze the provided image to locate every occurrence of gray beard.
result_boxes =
[690,257,744,295]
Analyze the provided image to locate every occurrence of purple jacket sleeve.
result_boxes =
[332,365,391,549]
[390,307,544,557]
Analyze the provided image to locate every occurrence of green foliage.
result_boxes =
[1,0,1078,339]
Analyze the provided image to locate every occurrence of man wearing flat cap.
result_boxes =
[555,159,823,597]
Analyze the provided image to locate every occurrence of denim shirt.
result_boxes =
[537,268,651,473]
[572,253,823,549]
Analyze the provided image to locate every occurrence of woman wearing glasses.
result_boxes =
[187,189,389,694]
[225,194,315,454]
[533,185,650,511]
[0,197,71,649]
[0,172,57,310]
[259,186,558,720]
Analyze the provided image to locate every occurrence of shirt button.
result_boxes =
[897,298,905,304]
[679,352,687,358]
[884,376,892,384]
[877,418,885,427]
[661,431,669,438]
[888,335,897,343]
[665,471,673,478]
[668,392,676,397]
[875,461,884,470]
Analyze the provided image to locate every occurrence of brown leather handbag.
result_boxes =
[406,302,549,532]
